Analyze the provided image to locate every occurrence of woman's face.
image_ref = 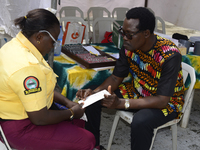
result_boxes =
[37,25,60,56]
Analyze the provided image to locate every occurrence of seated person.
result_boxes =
[76,7,184,150]
[0,8,95,150]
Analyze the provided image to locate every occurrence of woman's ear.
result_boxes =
[28,32,44,50]
[35,32,43,44]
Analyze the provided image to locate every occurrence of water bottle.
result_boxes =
[54,26,63,56]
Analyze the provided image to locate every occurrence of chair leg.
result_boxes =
[149,128,158,150]
[107,114,120,150]
[0,126,12,150]
[180,89,195,128]
[171,124,177,150]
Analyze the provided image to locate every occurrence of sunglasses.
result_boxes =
[39,30,60,47]
[118,26,141,40]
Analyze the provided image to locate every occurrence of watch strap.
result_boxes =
[68,108,74,120]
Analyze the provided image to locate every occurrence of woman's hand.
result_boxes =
[70,103,85,119]
[76,89,94,100]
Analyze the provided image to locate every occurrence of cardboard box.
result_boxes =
[113,21,123,49]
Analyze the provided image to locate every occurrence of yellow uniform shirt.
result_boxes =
[0,32,57,120]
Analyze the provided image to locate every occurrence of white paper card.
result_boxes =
[80,113,87,122]
[93,66,114,71]
[83,46,100,55]
[78,90,110,108]
[110,53,119,59]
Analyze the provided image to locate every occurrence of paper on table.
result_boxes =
[92,66,114,71]
[78,90,111,108]
[83,46,101,55]
[110,53,119,59]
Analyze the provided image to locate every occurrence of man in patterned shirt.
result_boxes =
[76,7,184,150]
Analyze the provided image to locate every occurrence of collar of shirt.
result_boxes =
[16,31,51,69]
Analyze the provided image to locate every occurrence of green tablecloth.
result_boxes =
[53,43,121,101]
[182,53,200,89]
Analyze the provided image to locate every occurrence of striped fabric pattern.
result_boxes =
[119,35,184,117]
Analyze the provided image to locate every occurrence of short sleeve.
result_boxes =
[113,46,130,77]
[157,52,182,96]
[8,66,47,112]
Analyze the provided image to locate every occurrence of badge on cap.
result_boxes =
[24,76,42,95]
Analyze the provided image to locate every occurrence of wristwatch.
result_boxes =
[68,108,74,120]
[124,99,130,110]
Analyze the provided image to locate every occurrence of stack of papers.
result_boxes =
[83,46,101,55]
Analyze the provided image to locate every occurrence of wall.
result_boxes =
[148,0,200,31]
[0,0,51,37]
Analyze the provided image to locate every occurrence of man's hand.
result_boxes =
[76,89,93,100]
[102,85,121,109]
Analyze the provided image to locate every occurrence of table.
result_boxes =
[53,43,123,101]
[53,43,200,101]
[182,53,200,89]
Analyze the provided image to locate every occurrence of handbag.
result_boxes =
[62,21,86,45]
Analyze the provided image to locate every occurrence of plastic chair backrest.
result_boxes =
[155,16,166,34]
[181,62,196,114]
[92,17,114,43]
[87,7,111,38]
[60,17,89,44]
[146,7,155,15]
[59,6,84,19]
[112,7,129,21]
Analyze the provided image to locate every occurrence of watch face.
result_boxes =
[125,103,130,107]
[125,100,130,109]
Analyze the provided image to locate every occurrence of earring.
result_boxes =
[37,41,40,44]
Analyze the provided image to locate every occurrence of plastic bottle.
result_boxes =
[54,26,63,56]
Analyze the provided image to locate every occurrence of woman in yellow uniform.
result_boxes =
[0,8,95,150]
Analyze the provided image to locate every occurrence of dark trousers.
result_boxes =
[85,87,177,150]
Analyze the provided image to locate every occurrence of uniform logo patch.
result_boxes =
[24,76,42,95]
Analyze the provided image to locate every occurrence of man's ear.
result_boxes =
[143,30,150,38]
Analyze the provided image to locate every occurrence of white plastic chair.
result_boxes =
[92,17,114,43]
[145,8,165,34]
[155,16,166,34]
[147,7,155,15]
[60,17,89,44]
[0,125,16,150]
[87,7,111,42]
[59,6,84,19]
[107,62,196,150]
[112,7,129,21]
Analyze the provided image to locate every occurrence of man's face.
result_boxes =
[121,18,146,52]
